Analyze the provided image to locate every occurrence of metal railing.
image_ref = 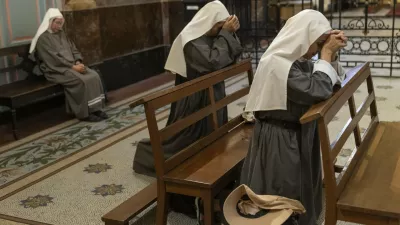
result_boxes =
[221,0,399,77]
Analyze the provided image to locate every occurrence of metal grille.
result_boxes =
[220,0,399,77]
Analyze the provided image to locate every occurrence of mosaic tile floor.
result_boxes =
[0,74,248,225]
[0,71,398,224]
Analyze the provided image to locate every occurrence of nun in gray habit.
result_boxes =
[133,0,242,219]
[29,8,107,122]
[133,0,243,177]
[241,10,347,225]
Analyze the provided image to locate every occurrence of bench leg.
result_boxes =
[202,190,214,225]
[156,183,169,225]
[11,109,18,140]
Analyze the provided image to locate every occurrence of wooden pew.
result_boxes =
[301,62,400,225]
[101,59,254,225]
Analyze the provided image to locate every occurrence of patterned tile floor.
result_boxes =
[0,72,398,225]
[0,74,248,225]
[0,48,400,225]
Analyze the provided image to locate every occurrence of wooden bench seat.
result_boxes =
[301,62,400,225]
[0,80,63,107]
[164,123,253,188]
[337,121,400,221]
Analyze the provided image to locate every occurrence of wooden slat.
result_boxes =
[366,74,379,119]
[208,86,219,130]
[0,80,59,99]
[129,59,252,109]
[215,87,249,111]
[148,61,252,109]
[330,92,375,160]
[348,96,362,147]
[300,62,369,124]
[101,182,157,225]
[159,87,250,142]
[336,116,379,197]
[323,66,372,124]
[160,104,213,141]
[0,64,21,74]
[318,118,338,223]
[144,103,165,177]
[0,44,29,57]
[246,68,254,86]
[164,116,244,173]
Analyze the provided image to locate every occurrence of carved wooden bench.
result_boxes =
[301,62,400,225]
[101,59,254,225]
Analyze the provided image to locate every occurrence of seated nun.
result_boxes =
[29,8,107,122]
[133,0,243,220]
[241,10,347,225]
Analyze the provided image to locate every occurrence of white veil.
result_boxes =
[29,8,63,53]
[245,10,332,112]
[164,0,230,77]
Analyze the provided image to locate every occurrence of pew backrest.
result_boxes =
[129,59,253,177]
[300,62,378,213]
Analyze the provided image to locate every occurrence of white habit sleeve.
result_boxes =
[313,59,338,86]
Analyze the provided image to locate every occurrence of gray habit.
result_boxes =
[133,29,243,177]
[240,60,334,225]
[36,31,105,119]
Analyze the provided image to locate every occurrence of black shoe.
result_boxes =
[81,114,103,122]
[93,111,109,119]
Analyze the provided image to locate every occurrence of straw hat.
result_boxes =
[223,185,306,225]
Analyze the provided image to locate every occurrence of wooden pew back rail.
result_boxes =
[301,62,400,225]
[102,59,254,225]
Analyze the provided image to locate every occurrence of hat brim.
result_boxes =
[223,185,293,225]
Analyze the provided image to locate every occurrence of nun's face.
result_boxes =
[303,33,330,60]
[50,18,64,33]
[206,21,225,37]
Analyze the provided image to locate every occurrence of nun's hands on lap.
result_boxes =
[222,15,240,33]
[72,64,86,74]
